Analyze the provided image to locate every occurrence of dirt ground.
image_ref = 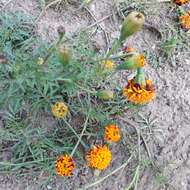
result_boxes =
[1,0,190,189]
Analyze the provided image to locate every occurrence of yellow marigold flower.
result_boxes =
[51,101,68,118]
[55,154,74,176]
[104,124,121,143]
[134,54,145,67]
[86,145,112,170]
[173,0,188,6]
[123,78,155,104]
[179,11,190,29]
[101,60,114,70]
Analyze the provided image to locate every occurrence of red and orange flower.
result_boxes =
[123,78,155,104]
[55,154,74,176]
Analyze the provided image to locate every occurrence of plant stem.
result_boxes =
[106,39,122,58]
[125,165,140,190]
[70,113,90,157]
[95,52,135,63]
[62,119,88,150]
[43,34,64,64]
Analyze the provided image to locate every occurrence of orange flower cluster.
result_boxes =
[179,11,190,29]
[173,0,190,29]
[55,155,74,176]
[123,78,155,104]
[86,145,112,170]
[54,122,121,175]
[52,11,156,177]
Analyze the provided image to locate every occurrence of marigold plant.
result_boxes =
[104,124,121,143]
[86,145,112,170]
[55,155,74,176]
[0,9,158,188]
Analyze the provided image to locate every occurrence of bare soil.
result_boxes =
[0,0,190,190]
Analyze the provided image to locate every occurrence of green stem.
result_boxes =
[134,68,146,86]
[62,119,88,150]
[76,84,97,94]
[95,52,135,63]
[43,34,64,64]
[106,39,122,58]
[70,113,90,157]
[125,165,140,190]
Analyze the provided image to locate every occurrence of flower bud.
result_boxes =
[58,46,71,66]
[117,54,145,70]
[119,11,145,42]
[57,26,66,38]
[97,90,114,100]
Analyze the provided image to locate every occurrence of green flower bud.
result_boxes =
[119,11,145,42]
[97,90,114,100]
[58,46,71,66]
[116,54,145,70]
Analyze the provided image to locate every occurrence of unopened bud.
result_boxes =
[58,46,71,66]
[57,26,66,38]
[97,90,114,100]
[119,11,145,42]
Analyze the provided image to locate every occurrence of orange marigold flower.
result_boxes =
[173,0,188,6]
[104,124,121,143]
[101,60,114,70]
[51,101,68,118]
[123,78,155,104]
[179,11,190,29]
[55,154,74,176]
[86,145,112,170]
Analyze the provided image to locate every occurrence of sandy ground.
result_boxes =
[0,0,190,189]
